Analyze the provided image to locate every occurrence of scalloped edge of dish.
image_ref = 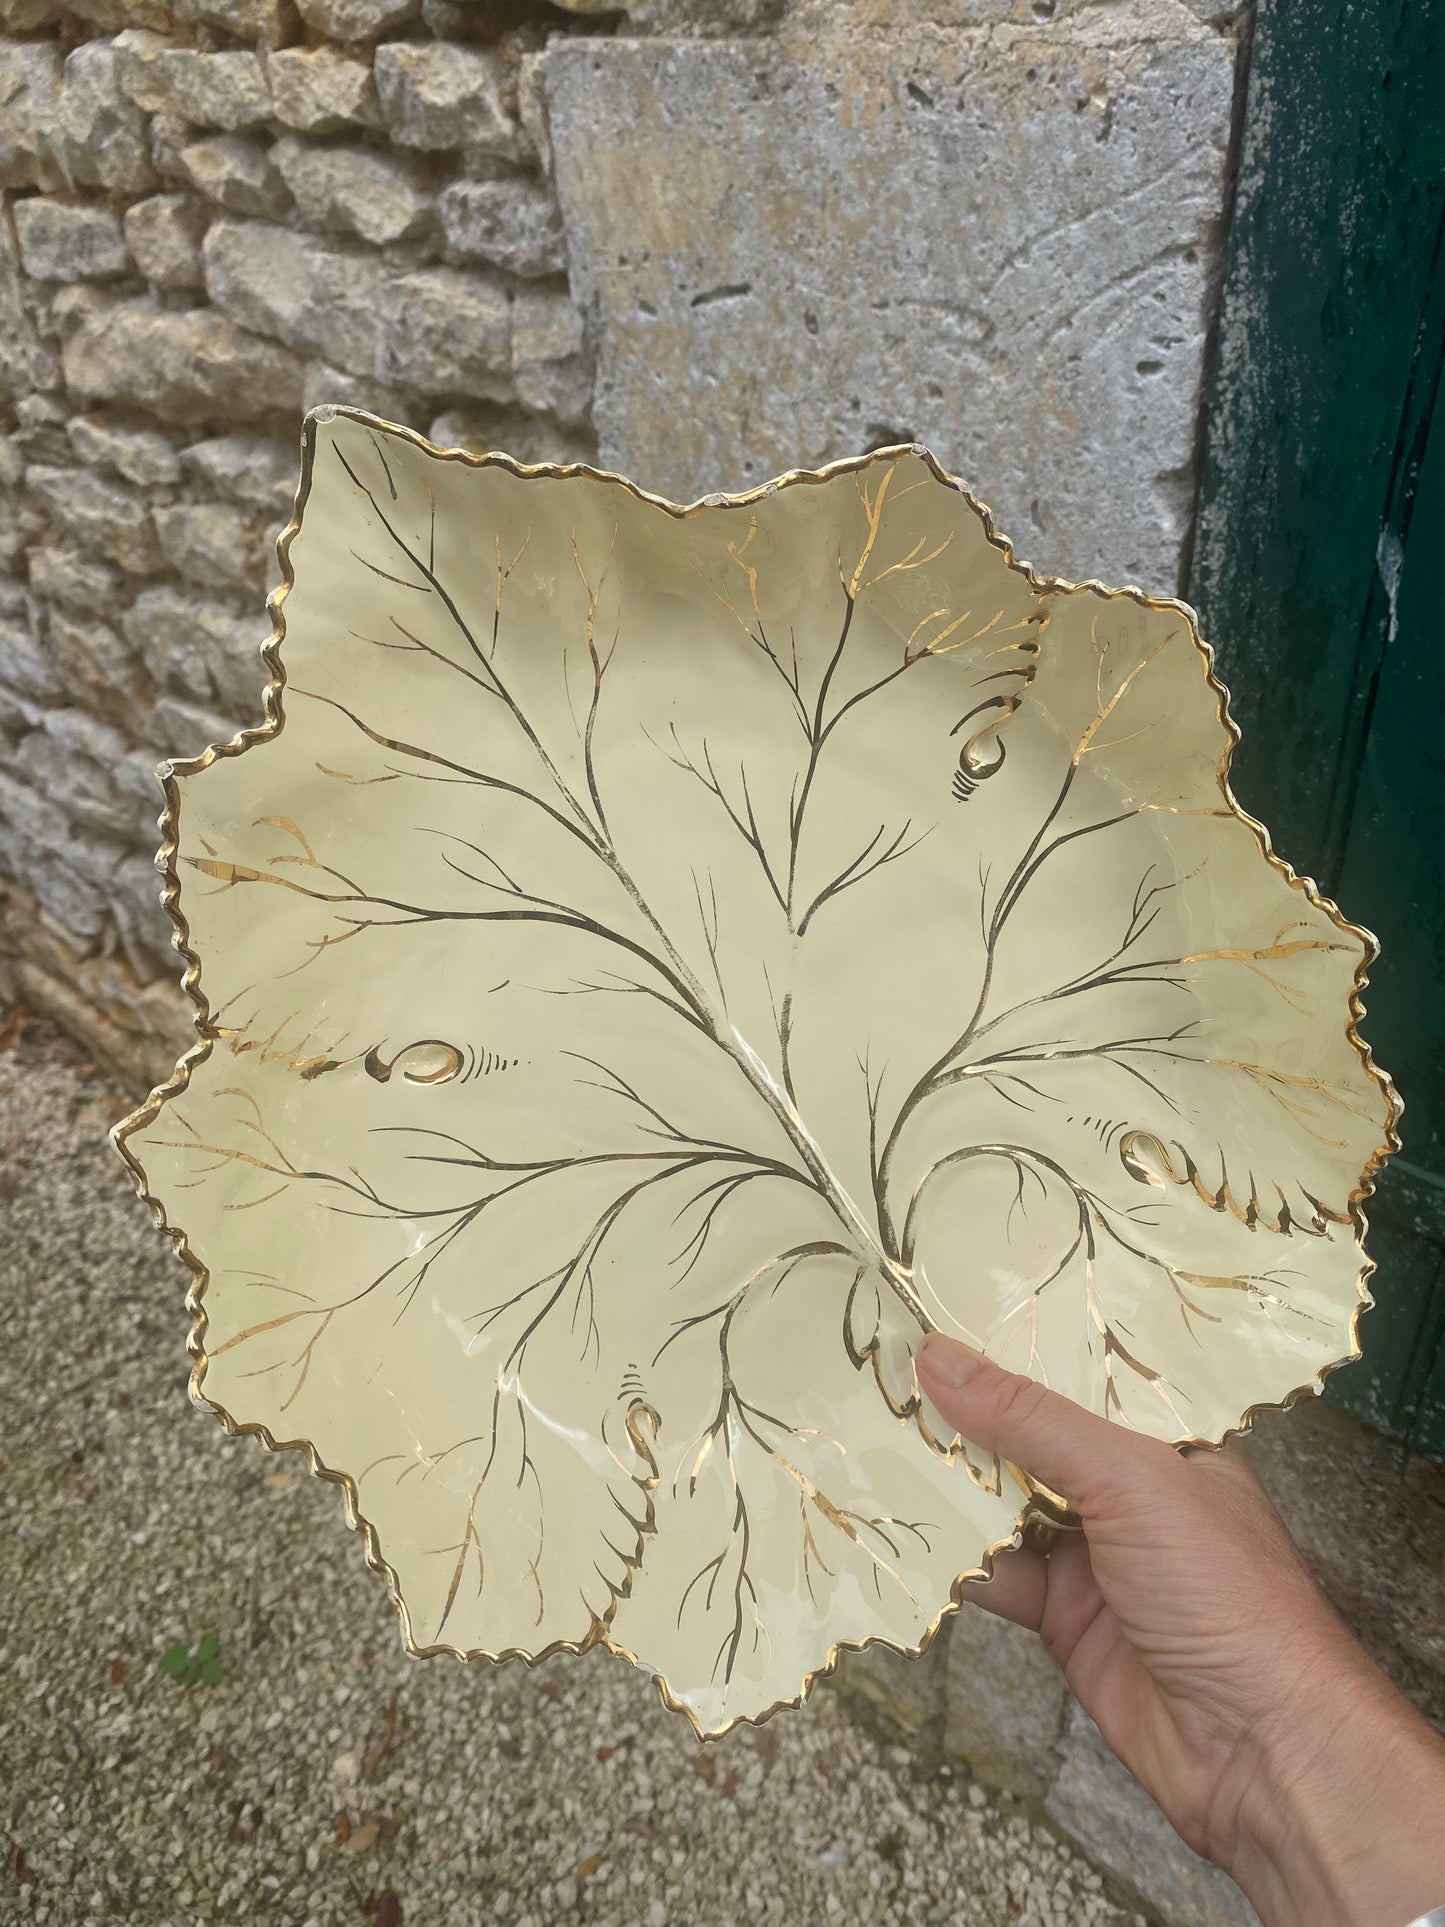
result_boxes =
[108,407,1403,1738]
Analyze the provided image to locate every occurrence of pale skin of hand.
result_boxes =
[916,1334,1445,1927]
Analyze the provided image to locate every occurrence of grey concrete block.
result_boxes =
[1046,1702,1258,1927]
[943,1604,1066,1800]
[547,14,1234,587]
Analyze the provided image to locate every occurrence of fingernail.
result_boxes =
[917,1332,985,1390]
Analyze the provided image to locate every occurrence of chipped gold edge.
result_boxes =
[107,405,1403,1739]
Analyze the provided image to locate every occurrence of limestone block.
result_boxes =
[165,0,292,45]
[512,284,591,425]
[301,359,422,426]
[66,413,182,489]
[29,543,124,614]
[13,200,131,282]
[942,1603,1065,1799]
[271,135,432,247]
[15,707,142,840]
[146,111,193,184]
[0,219,59,396]
[626,0,783,26]
[61,296,306,424]
[547,13,1236,587]
[122,194,208,291]
[181,431,296,513]
[437,175,565,279]
[147,690,237,757]
[267,47,382,134]
[124,582,273,720]
[829,1622,950,1755]
[0,624,62,704]
[373,42,516,155]
[12,389,67,439]
[24,465,162,575]
[426,404,596,468]
[47,38,156,195]
[114,30,271,131]
[0,680,44,737]
[0,878,189,1091]
[1046,1702,1258,1926]
[153,499,272,593]
[46,607,152,735]
[0,816,110,943]
[109,844,172,979]
[0,0,169,25]
[296,0,419,33]
[203,218,512,401]
[179,132,292,220]
[515,51,550,178]
[0,39,65,190]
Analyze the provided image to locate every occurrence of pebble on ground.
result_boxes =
[0,1015,1144,1927]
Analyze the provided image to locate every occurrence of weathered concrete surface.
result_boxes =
[548,4,1237,589]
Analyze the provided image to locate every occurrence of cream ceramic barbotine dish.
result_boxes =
[115,409,1398,1736]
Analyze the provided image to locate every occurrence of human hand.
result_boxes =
[916,1334,1445,1927]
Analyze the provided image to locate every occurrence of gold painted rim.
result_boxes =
[109,406,1402,1738]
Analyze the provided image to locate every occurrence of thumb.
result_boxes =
[916,1332,1179,1517]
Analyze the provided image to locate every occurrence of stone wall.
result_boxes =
[0,0,1243,1095]
[0,0,604,1087]
[0,5,1318,1924]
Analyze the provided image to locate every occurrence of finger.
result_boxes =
[961,1545,1048,1632]
[917,1332,1181,1516]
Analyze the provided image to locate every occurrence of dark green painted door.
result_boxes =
[1189,0,1445,1457]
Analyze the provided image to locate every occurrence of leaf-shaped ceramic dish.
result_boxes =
[114,409,1399,1737]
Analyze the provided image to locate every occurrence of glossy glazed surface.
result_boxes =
[115,412,1398,1735]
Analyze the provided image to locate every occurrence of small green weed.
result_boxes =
[157,1632,224,1686]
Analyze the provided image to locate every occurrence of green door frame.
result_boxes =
[1188,0,1445,1458]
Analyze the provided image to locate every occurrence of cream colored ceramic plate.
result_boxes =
[114,409,1399,1736]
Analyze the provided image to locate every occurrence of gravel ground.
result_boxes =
[0,1016,1143,1927]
